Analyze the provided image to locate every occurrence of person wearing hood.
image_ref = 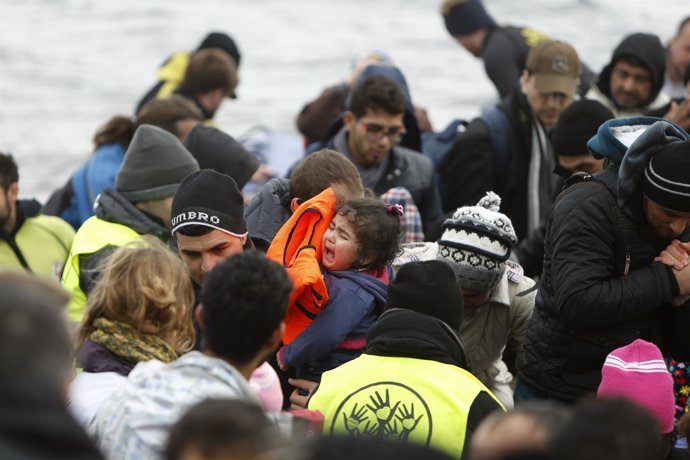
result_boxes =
[0,152,75,282]
[516,118,690,403]
[320,70,441,232]
[586,33,669,118]
[305,260,504,460]
[61,124,199,325]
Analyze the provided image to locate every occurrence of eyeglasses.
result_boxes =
[358,121,406,144]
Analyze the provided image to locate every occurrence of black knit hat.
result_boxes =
[116,124,199,202]
[171,169,247,236]
[183,124,260,190]
[197,32,241,67]
[386,260,463,330]
[642,141,690,213]
[552,100,615,157]
[443,0,496,37]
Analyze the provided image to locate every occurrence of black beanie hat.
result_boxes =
[386,260,463,330]
[197,32,241,68]
[552,100,615,157]
[443,0,496,37]
[183,124,260,190]
[642,140,690,213]
[171,169,247,236]
[116,124,199,202]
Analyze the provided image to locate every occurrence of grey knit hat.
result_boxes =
[437,192,517,292]
[116,124,199,202]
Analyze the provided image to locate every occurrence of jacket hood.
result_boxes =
[95,188,170,240]
[244,177,292,251]
[587,116,663,164]
[365,308,469,369]
[589,119,690,207]
[328,268,389,307]
[596,33,666,107]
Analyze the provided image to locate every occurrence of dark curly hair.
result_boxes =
[337,197,402,270]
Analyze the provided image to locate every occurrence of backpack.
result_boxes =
[421,106,512,199]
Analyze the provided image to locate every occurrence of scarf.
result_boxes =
[89,317,178,364]
[526,115,558,235]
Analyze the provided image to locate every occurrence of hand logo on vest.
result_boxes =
[331,381,432,445]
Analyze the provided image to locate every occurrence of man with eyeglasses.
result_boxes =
[585,33,668,118]
[326,73,440,234]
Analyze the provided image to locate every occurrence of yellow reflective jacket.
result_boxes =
[308,354,502,459]
[61,216,140,322]
[0,214,74,282]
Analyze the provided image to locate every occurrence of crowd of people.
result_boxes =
[4,1,690,459]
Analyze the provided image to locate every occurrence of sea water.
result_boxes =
[1,0,687,200]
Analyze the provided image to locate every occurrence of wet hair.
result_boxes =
[290,149,363,202]
[199,251,292,364]
[94,95,203,150]
[165,398,281,460]
[136,95,203,134]
[181,48,238,98]
[471,401,572,460]
[336,197,402,270]
[0,152,18,190]
[348,74,407,118]
[75,237,195,355]
[548,397,660,460]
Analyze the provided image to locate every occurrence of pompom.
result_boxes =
[477,191,501,212]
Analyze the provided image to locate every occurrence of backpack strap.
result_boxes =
[480,106,512,197]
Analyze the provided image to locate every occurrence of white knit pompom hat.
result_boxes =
[437,192,518,291]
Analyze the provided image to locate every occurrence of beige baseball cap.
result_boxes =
[525,40,581,96]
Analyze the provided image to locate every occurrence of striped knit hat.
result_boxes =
[437,192,517,292]
[597,339,674,433]
[642,140,690,213]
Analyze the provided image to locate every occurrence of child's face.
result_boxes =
[322,214,360,271]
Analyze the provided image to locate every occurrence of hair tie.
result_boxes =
[386,204,404,217]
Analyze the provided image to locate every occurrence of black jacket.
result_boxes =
[517,166,690,401]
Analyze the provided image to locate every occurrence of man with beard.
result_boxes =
[585,33,668,118]
[0,152,74,281]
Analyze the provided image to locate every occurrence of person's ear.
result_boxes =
[520,69,530,92]
[195,304,204,330]
[343,110,356,131]
[8,182,18,202]
[290,197,303,213]
[267,322,285,350]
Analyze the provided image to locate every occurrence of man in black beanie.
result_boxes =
[552,99,614,174]
[171,169,252,288]
[61,124,199,324]
[306,260,503,459]
[517,119,690,404]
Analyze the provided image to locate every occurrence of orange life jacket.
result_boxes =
[266,188,337,344]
